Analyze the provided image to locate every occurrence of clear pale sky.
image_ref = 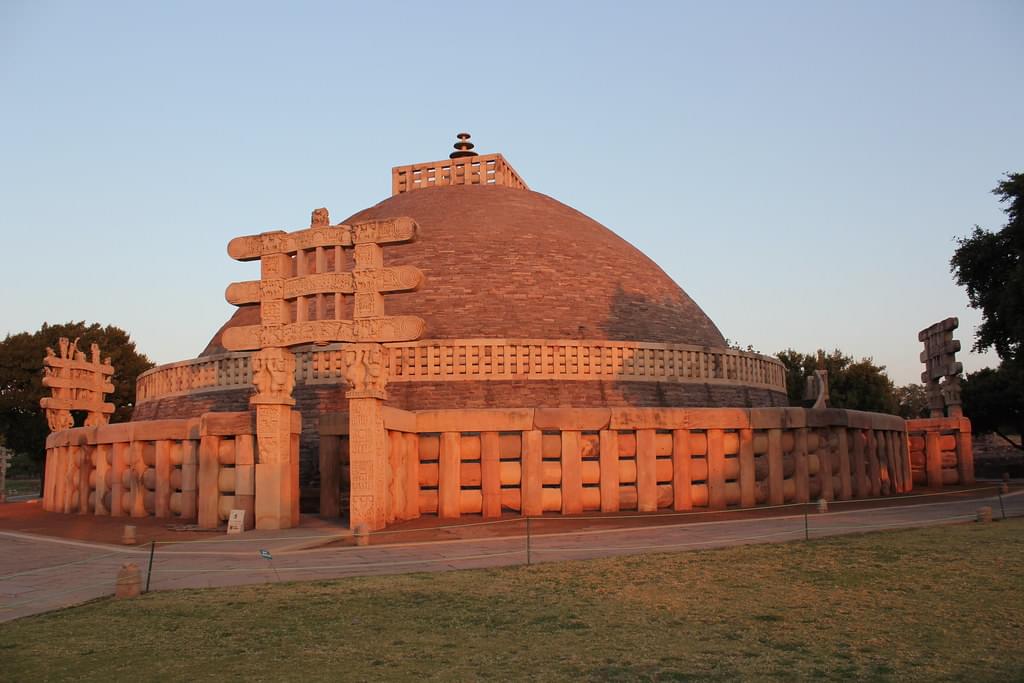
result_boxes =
[2,1,1021,385]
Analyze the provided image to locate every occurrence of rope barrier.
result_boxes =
[144,485,1008,546]
[804,514,978,533]
[0,579,114,612]
[148,548,527,575]
[150,515,525,545]
[0,550,127,581]
[528,528,807,554]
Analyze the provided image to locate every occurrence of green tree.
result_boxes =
[774,349,897,414]
[962,364,1023,450]
[893,383,929,420]
[0,322,153,479]
[950,172,1024,361]
[951,172,1024,447]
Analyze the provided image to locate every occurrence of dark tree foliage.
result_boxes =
[962,362,1023,451]
[775,349,898,414]
[951,172,1024,447]
[892,383,930,420]
[0,322,153,475]
[951,172,1024,361]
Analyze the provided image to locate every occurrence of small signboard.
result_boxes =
[227,509,246,535]
[259,549,273,561]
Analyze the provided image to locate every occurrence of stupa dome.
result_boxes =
[203,184,725,355]
[134,139,788,507]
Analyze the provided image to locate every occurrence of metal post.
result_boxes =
[145,540,155,593]
[804,509,809,541]
[998,490,1006,520]
[526,516,532,566]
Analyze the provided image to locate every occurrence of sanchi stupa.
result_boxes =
[40,136,975,531]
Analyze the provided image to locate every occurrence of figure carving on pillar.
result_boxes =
[251,347,297,403]
[83,411,105,428]
[341,344,387,397]
[47,409,74,432]
[940,376,962,411]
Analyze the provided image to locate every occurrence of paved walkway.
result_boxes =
[2,489,1021,623]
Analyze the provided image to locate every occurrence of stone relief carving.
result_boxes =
[41,337,114,432]
[311,207,330,227]
[341,344,388,395]
[251,347,296,401]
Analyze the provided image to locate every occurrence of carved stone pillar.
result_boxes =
[250,347,298,530]
[344,343,389,531]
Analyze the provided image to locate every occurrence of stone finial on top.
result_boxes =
[311,207,330,227]
[449,132,478,159]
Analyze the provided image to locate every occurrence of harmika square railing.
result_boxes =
[391,153,528,195]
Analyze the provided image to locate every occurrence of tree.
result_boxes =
[951,172,1024,447]
[962,364,1023,450]
[0,322,153,478]
[951,172,1024,361]
[893,383,929,420]
[775,349,897,414]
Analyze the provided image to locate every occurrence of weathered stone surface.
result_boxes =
[114,563,142,599]
[416,409,535,433]
[534,408,610,431]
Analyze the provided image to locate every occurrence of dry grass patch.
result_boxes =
[3,520,1022,681]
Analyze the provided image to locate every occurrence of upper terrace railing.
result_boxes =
[391,153,528,195]
[136,339,788,403]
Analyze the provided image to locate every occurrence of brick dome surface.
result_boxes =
[203,185,725,355]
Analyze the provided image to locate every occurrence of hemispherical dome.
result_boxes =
[203,185,725,355]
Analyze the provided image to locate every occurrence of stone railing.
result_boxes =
[391,153,528,195]
[907,416,974,487]
[42,411,300,529]
[136,339,788,403]
[320,406,913,524]
[136,353,252,402]
[384,339,786,388]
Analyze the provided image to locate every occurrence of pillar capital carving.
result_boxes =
[250,347,296,406]
[342,343,388,400]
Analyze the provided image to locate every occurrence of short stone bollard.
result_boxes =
[976,506,993,523]
[115,563,142,599]
[817,498,828,513]
[354,523,369,547]
[121,524,137,545]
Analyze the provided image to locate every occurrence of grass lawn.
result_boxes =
[2,521,1022,681]
[3,478,39,498]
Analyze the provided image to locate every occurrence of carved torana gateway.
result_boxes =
[40,338,114,432]
[223,207,424,529]
[918,317,963,418]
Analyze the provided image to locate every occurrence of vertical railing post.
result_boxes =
[526,516,532,566]
[145,540,156,593]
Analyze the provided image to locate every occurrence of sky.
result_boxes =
[1,1,1021,386]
